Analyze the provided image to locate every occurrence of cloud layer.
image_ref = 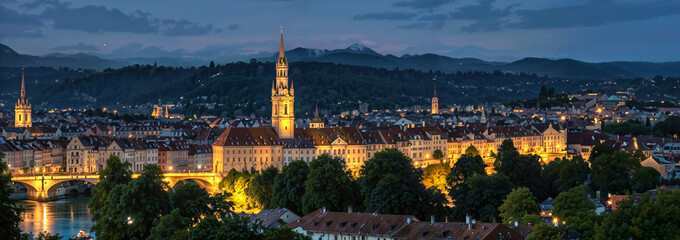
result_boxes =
[1,0,228,37]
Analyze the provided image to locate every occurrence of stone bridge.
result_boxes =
[11,172,222,201]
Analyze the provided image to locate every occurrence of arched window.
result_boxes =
[18,114,21,121]
[284,104,288,114]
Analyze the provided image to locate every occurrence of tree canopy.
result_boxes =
[360,149,448,220]
[302,154,356,214]
[271,160,309,214]
[498,187,540,225]
[0,152,23,239]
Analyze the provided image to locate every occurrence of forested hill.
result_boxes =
[10,61,680,117]
[16,61,565,115]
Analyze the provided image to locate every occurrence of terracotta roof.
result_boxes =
[295,127,364,145]
[287,209,418,237]
[213,127,283,146]
[288,209,525,240]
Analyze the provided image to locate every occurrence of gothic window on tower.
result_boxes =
[285,104,288,114]
[18,114,21,121]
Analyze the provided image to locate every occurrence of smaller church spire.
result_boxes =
[20,67,25,100]
[314,104,320,119]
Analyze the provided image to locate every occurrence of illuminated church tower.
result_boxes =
[15,68,32,128]
[431,85,439,115]
[271,29,294,139]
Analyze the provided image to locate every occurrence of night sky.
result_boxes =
[2,0,680,62]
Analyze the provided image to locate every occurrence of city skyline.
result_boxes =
[2,0,680,62]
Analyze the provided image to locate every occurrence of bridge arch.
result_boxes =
[12,175,100,201]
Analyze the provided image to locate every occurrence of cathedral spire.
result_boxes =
[433,84,436,98]
[279,27,285,59]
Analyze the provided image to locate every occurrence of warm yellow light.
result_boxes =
[597,108,602,113]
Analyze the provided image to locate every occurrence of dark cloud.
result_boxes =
[509,0,680,29]
[449,0,515,32]
[450,0,680,32]
[227,24,240,30]
[354,11,417,21]
[51,42,100,52]
[13,0,222,36]
[397,22,429,29]
[42,5,158,33]
[0,4,44,37]
[392,0,456,10]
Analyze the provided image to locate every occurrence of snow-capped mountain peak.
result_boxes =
[348,43,367,52]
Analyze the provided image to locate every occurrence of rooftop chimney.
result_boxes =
[407,218,412,224]
[430,215,435,224]
[348,206,353,213]
[322,207,326,213]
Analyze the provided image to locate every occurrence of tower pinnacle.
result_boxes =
[21,68,25,100]
[279,27,285,59]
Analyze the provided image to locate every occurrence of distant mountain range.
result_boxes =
[2,42,680,79]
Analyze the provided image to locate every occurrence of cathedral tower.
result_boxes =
[271,29,294,138]
[15,68,32,128]
[431,84,439,115]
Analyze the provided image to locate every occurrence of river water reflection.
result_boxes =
[17,195,95,239]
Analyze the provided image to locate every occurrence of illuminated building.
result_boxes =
[14,68,32,128]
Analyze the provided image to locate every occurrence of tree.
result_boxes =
[594,190,680,239]
[0,152,23,239]
[450,174,513,222]
[100,165,173,240]
[498,187,540,225]
[447,154,486,187]
[631,167,661,193]
[422,163,450,192]
[264,227,311,240]
[588,144,614,162]
[527,222,562,240]
[360,149,447,220]
[554,156,590,194]
[171,182,211,224]
[89,155,132,239]
[148,209,190,240]
[591,151,640,194]
[302,154,355,214]
[539,86,548,99]
[247,166,279,208]
[494,139,546,200]
[552,185,594,220]
[464,145,480,156]
[271,160,309,214]
[432,149,444,160]
[19,231,65,240]
[189,215,265,240]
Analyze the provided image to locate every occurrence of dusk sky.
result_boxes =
[2,0,680,62]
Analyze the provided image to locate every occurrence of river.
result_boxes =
[17,195,95,239]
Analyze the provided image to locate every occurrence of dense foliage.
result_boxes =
[0,152,24,239]
[359,149,448,220]
[270,160,309,214]
[301,154,356,214]
[498,187,540,225]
